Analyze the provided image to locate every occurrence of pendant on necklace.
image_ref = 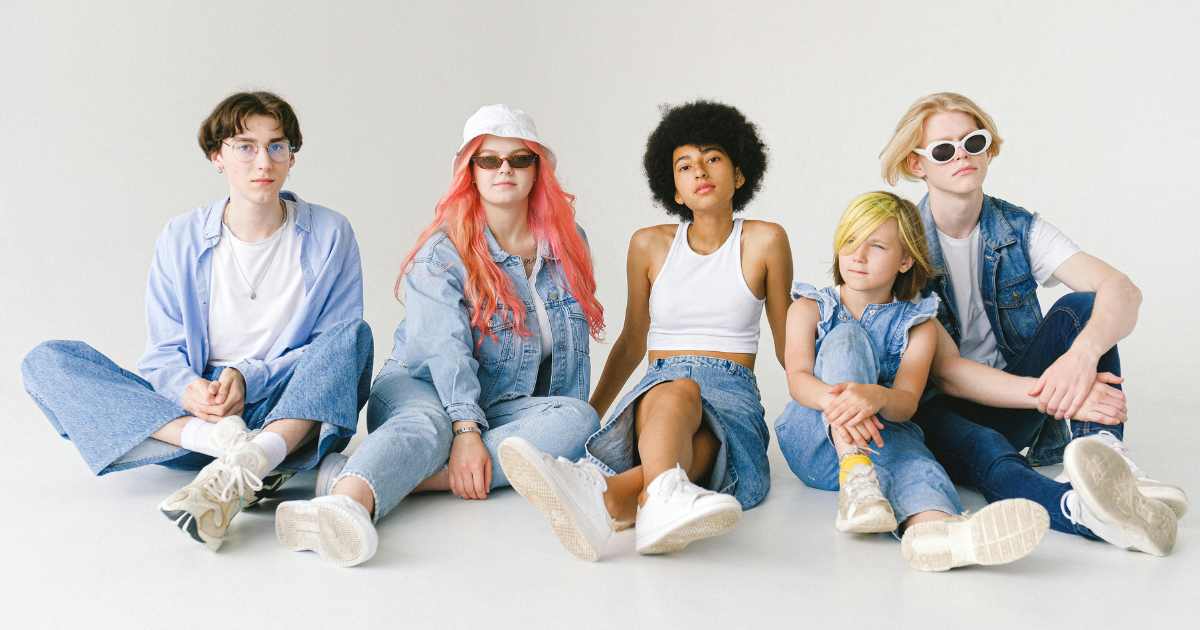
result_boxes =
[250,293,257,300]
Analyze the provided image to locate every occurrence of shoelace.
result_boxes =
[555,456,604,488]
[843,465,887,504]
[1059,492,1080,525]
[200,459,265,521]
[655,466,693,500]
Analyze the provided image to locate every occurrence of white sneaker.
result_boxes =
[498,437,614,562]
[276,494,378,567]
[158,437,269,550]
[1062,437,1177,556]
[635,465,742,555]
[901,499,1049,571]
[837,463,898,534]
[1055,431,1188,519]
[315,452,349,497]
[210,415,251,451]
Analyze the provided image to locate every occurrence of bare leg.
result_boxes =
[900,510,954,533]
[331,476,375,516]
[413,468,450,493]
[604,426,720,523]
[150,416,196,446]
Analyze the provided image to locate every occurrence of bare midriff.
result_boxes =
[648,349,756,371]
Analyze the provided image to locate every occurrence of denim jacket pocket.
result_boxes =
[996,274,1042,356]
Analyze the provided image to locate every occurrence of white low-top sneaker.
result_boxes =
[635,465,742,555]
[1062,437,1177,556]
[901,499,1049,571]
[498,437,614,562]
[837,463,898,534]
[158,437,269,550]
[275,494,378,567]
[1055,431,1188,519]
[315,452,350,497]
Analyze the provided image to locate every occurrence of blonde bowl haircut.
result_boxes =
[831,191,934,302]
[879,92,1004,186]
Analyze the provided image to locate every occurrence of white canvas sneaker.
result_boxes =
[1055,431,1188,519]
[276,494,378,567]
[901,499,1049,571]
[498,437,614,562]
[1062,438,1177,556]
[158,437,269,550]
[635,465,742,555]
[837,463,898,534]
[315,452,350,497]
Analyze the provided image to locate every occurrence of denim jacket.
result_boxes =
[918,193,1068,464]
[391,226,593,428]
[794,283,938,389]
[135,191,364,407]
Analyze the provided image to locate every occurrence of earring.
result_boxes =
[217,167,224,173]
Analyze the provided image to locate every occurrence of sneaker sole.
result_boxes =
[498,439,602,562]
[275,500,376,567]
[836,506,899,534]
[1065,439,1177,556]
[901,499,1049,572]
[159,505,222,551]
[244,470,297,509]
[636,501,742,555]
[1138,485,1188,520]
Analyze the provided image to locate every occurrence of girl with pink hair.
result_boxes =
[274,104,604,567]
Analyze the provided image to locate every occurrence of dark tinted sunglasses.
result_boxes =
[913,129,992,164]
[470,154,539,169]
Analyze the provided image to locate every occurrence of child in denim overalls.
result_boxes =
[774,191,1050,571]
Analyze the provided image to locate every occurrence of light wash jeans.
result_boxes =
[774,323,962,522]
[342,359,600,521]
[22,319,373,475]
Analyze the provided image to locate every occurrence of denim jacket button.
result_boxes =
[549,293,558,300]
[559,343,565,350]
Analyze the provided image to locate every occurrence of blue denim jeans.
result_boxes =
[775,324,963,522]
[914,293,1118,536]
[22,319,373,475]
[586,356,771,510]
[342,359,600,521]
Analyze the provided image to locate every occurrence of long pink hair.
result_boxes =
[397,136,604,342]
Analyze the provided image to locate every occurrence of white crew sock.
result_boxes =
[252,432,288,472]
[180,418,223,458]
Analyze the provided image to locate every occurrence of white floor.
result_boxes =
[5,392,1195,629]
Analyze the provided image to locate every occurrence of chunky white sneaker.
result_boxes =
[498,437,614,562]
[158,439,269,550]
[244,470,297,509]
[1055,431,1188,519]
[837,463,898,534]
[315,452,350,497]
[1062,437,1177,556]
[635,465,742,555]
[276,494,378,567]
[901,499,1049,571]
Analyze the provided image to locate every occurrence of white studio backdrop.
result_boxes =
[2,1,1197,432]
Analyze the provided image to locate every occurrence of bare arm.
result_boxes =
[588,230,656,419]
[757,223,794,368]
[1029,252,1141,418]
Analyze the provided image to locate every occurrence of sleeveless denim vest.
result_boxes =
[918,193,1069,465]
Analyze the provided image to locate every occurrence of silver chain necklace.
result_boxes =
[223,199,286,300]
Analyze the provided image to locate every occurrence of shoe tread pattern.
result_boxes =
[1070,440,1177,556]
[638,507,741,555]
[499,443,599,562]
[901,500,1048,572]
[275,502,368,567]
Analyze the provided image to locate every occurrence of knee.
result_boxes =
[642,378,704,420]
[815,324,877,381]
[324,318,374,351]
[1050,292,1096,322]
[558,398,601,436]
[22,340,90,379]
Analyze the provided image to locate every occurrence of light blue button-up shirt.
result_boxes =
[136,191,363,407]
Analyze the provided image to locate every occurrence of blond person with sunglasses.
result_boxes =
[883,92,1184,557]
[274,105,605,567]
[21,91,371,551]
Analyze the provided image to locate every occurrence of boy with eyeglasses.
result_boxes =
[880,92,1184,557]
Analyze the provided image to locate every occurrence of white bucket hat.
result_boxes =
[456,104,556,168]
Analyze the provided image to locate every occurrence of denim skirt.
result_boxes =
[585,355,771,509]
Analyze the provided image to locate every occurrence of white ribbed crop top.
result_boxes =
[646,218,765,353]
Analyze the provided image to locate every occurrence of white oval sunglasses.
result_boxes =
[913,129,992,164]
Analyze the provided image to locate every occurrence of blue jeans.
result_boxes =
[586,356,771,510]
[914,293,1118,536]
[22,319,373,475]
[343,359,600,521]
[775,324,962,522]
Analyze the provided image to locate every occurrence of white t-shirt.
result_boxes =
[937,215,1080,369]
[526,246,553,361]
[207,200,305,367]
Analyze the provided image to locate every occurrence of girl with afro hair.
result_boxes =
[500,100,793,560]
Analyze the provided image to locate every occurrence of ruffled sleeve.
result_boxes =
[791,282,838,344]
[897,292,941,357]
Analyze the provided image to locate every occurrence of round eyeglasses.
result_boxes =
[223,140,293,163]
[912,129,992,164]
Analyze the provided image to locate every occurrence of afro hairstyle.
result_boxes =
[643,100,769,221]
